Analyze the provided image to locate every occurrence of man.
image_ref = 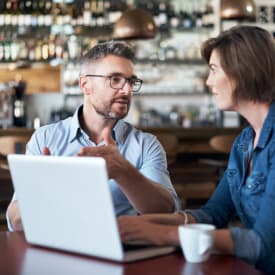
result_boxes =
[7,41,180,231]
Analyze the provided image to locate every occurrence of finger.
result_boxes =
[102,127,116,146]
[77,147,103,157]
[42,147,51,155]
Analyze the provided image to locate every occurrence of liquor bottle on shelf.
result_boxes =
[34,39,43,61]
[3,0,12,26]
[82,0,91,26]
[0,1,6,14]
[12,80,27,127]
[41,37,50,60]
[96,0,105,27]
[37,0,46,26]
[48,34,56,60]
[108,0,123,25]
[2,32,11,61]
[158,2,169,31]
[168,3,179,29]
[0,2,5,26]
[31,0,39,27]
[202,2,215,28]
[18,40,28,61]
[90,0,97,27]
[180,2,194,30]
[193,1,203,28]
[10,33,20,61]
[18,0,25,26]
[24,0,33,14]
[38,0,45,12]
[258,6,269,23]
[44,0,53,26]
[10,0,19,26]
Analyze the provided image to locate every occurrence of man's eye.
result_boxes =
[129,78,137,85]
[112,76,122,83]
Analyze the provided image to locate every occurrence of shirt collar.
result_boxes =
[68,105,127,145]
[113,120,129,145]
[256,102,275,149]
[68,105,83,142]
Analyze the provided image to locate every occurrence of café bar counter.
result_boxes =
[0,126,242,216]
[0,126,242,153]
[0,232,263,275]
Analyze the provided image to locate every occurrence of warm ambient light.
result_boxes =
[221,0,256,20]
[113,8,157,40]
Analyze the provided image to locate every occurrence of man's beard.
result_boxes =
[92,102,129,120]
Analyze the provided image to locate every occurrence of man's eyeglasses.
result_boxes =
[85,74,143,93]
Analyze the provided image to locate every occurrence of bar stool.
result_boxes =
[0,135,30,230]
[156,134,178,166]
[0,135,30,169]
[210,134,236,155]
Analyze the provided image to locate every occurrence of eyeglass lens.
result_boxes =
[110,76,141,92]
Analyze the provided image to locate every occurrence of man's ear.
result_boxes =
[79,75,92,95]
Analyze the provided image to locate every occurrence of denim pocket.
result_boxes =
[245,173,265,195]
[244,173,265,215]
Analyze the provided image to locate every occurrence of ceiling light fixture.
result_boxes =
[221,0,256,20]
[113,8,157,40]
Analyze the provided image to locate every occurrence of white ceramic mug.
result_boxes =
[178,223,216,263]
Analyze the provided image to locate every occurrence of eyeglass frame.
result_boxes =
[84,74,143,93]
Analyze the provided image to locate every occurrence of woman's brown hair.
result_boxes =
[201,25,275,103]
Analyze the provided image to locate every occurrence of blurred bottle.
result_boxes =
[0,83,13,128]
[12,80,27,127]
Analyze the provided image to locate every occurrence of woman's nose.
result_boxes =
[206,74,212,87]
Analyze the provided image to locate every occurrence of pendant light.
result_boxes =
[113,8,157,40]
[221,0,256,20]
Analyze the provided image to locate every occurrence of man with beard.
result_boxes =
[6,41,180,231]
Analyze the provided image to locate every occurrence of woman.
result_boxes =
[118,25,275,274]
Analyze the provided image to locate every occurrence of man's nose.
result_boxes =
[120,80,132,93]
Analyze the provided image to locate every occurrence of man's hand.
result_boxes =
[78,127,174,214]
[77,128,128,179]
[42,147,51,155]
[118,215,179,246]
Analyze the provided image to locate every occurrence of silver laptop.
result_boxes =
[8,154,176,262]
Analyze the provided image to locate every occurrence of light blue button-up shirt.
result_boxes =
[8,105,180,230]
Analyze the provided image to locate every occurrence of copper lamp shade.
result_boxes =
[221,0,256,20]
[113,8,157,40]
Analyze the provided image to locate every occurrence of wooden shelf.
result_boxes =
[0,65,61,94]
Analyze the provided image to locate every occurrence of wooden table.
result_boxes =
[0,232,263,275]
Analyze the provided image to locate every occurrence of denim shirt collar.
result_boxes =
[68,104,126,145]
[255,102,275,149]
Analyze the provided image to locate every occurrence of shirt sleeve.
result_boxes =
[6,130,41,232]
[185,172,237,228]
[139,134,181,211]
[6,193,16,232]
[230,227,261,264]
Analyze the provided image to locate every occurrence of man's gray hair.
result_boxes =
[80,40,135,68]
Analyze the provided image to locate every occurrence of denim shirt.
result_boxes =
[7,105,180,230]
[187,102,275,274]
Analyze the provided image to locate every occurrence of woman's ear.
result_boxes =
[79,75,92,95]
